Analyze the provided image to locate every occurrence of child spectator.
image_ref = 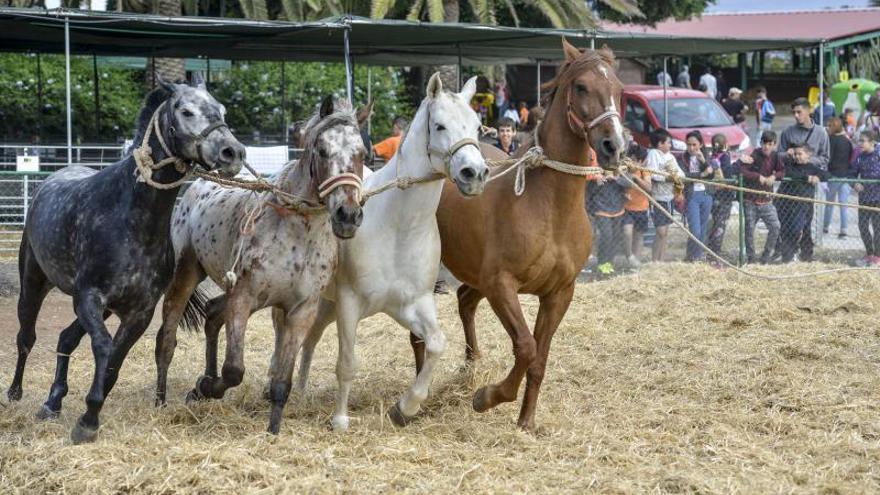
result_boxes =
[373,116,408,161]
[502,102,521,127]
[823,117,854,238]
[843,108,857,138]
[706,134,739,256]
[518,101,530,127]
[622,142,651,268]
[492,118,518,156]
[586,170,632,277]
[645,128,684,262]
[852,130,880,265]
[739,130,784,264]
[776,143,829,263]
[754,87,775,144]
[678,130,715,262]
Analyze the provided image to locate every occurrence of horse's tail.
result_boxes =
[180,285,210,332]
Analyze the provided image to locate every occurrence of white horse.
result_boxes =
[288,73,488,430]
[153,96,367,434]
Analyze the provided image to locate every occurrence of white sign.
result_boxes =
[239,146,290,179]
[16,155,39,172]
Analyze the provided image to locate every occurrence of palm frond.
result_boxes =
[405,0,424,20]
[426,0,444,22]
[466,0,491,24]
[528,0,567,28]
[597,0,642,18]
[503,0,520,27]
[370,0,396,19]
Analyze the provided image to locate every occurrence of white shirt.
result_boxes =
[646,148,683,201]
[502,108,521,125]
[699,73,717,99]
[656,71,672,87]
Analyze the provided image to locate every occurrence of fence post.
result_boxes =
[23,174,29,225]
[738,175,745,266]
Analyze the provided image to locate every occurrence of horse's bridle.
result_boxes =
[562,69,622,143]
[306,115,364,204]
[162,101,231,170]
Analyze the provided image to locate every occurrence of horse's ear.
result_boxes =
[598,44,617,68]
[319,95,335,119]
[356,99,373,126]
[427,72,443,99]
[562,37,582,63]
[459,76,478,102]
[191,72,206,90]
[156,74,176,94]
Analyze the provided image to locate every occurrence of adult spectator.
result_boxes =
[646,128,685,262]
[715,69,728,103]
[859,96,880,134]
[657,68,673,87]
[518,101,530,127]
[373,116,408,162]
[779,97,830,262]
[823,117,854,239]
[699,67,717,100]
[502,102,521,127]
[754,87,775,144]
[721,88,747,127]
[739,130,784,264]
[776,143,829,263]
[621,142,651,269]
[812,93,836,125]
[678,130,714,262]
[852,130,880,266]
[492,117,518,156]
[676,65,691,89]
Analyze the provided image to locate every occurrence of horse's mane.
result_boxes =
[277,98,359,183]
[129,85,174,153]
[540,47,620,108]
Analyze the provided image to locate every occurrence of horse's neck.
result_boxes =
[125,127,187,217]
[533,97,593,203]
[276,159,318,204]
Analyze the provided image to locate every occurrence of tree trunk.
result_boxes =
[151,0,186,83]
[431,0,460,90]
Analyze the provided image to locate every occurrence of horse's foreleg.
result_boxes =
[267,299,320,435]
[7,244,51,402]
[102,310,153,397]
[457,284,484,363]
[38,312,109,419]
[193,289,251,400]
[472,276,535,415]
[331,296,361,432]
[295,298,336,393]
[155,254,206,406]
[388,295,447,426]
[203,294,227,380]
[517,283,574,431]
[70,289,113,445]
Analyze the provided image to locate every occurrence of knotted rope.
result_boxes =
[132,101,194,189]
[484,146,605,196]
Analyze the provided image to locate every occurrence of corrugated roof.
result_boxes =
[603,8,880,42]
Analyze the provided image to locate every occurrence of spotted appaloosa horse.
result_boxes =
[6,76,245,444]
[153,96,368,434]
[435,40,626,430]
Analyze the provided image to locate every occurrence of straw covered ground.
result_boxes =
[1,263,879,493]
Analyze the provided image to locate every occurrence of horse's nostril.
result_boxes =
[601,139,617,156]
[220,147,235,162]
[460,167,476,180]
[479,168,489,182]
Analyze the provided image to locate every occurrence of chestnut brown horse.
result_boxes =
[434,40,626,430]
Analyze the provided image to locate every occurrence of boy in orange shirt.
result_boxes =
[622,143,651,268]
[373,116,408,162]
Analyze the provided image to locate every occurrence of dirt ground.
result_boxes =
[0,263,879,494]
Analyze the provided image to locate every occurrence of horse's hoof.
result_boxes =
[472,387,493,413]
[35,404,60,421]
[184,388,204,404]
[262,384,272,402]
[6,386,21,402]
[154,397,167,408]
[388,403,416,427]
[330,414,350,432]
[70,420,99,445]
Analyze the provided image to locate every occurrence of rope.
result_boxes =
[132,101,194,190]
[620,173,880,280]
[484,146,605,196]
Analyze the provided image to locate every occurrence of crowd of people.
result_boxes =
[367,76,880,277]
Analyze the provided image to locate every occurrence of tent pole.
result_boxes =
[344,22,354,104]
[536,61,541,108]
[65,18,73,163]
[93,53,100,139]
[36,52,43,139]
[818,41,825,127]
[207,57,211,85]
[457,44,462,91]
[281,61,287,144]
[663,56,668,128]
[367,66,372,137]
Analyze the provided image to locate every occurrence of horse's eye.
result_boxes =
[318,148,328,158]
[576,85,588,95]
[436,124,446,131]
[181,109,195,118]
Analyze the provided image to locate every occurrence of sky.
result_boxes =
[44,0,877,14]
[706,0,871,12]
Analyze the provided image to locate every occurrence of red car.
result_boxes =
[621,85,752,159]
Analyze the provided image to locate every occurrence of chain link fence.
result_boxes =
[584,177,879,278]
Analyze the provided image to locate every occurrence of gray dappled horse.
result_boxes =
[6,76,245,444]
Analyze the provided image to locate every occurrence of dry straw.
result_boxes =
[1,264,879,493]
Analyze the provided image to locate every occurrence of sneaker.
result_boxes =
[823,228,829,234]
[838,232,847,239]
[627,255,642,269]
[856,256,872,267]
[871,256,880,266]
[597,262,615,275]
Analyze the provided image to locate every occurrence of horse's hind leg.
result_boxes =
[155,251,206,406]
[295,298,336,393]
[7,240,52,402]
[266,299,320,435]
[388,295,447,426]
[38,311,110,419]
[69,289,113,444]
[186,294,226,402]
[457,284,484,363]
[191,289,251,401]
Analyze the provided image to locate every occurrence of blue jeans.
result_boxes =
[823,182,851,232]
[685,191,713,261]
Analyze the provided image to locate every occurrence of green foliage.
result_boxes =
[595,0,713,26]
[210,61,413,140]
[0,53,144,143]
